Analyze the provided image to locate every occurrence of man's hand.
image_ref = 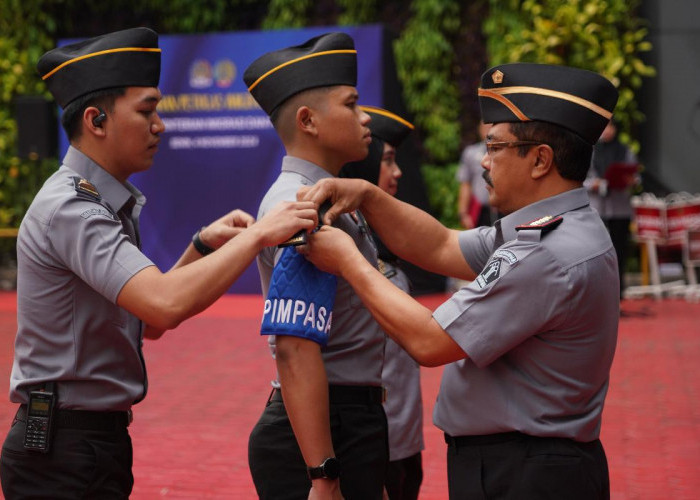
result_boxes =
[253,200,319,248]
[199,209,256,250]
[308,479,344,500]
[297,178,371,225]
[301,226,358,276]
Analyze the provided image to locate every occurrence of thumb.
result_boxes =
[297,186,310,201]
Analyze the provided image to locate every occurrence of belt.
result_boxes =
[15,405,132,431]
[270,385,385,405]
[444,431,525,447]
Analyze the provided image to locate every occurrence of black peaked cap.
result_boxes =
[478,63,618,144]
[339,106,413,184]
[362,106,415,148]
[37,27,161,109]
[244,32,357,116]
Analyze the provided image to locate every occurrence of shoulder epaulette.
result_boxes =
[73,177,101,201]
[515,215,563,233]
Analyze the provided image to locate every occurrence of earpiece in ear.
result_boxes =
[92,108,107,127]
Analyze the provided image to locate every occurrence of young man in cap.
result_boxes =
[300,63,620,499]
[0,27,317,499]
[340,106,424,500]
[244,33,388,499]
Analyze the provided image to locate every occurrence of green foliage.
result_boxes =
[421,163,460,228]
[394,0,462,165]
[483,0,655,151]
[0,0,657,236]
[141,0,232,32]
[263,0,312,29]
[0,0,59,230]
[337,0,377,25]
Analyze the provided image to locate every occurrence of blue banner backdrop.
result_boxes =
[59,25,384,293]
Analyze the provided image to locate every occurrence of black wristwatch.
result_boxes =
[192,227,214,256]
[307,457,341,480]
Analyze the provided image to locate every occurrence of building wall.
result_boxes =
[639,0,700,194]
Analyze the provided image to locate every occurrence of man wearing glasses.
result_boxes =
[298,63,619,499]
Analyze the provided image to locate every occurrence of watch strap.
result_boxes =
[192,227,214,256]
[307,457,340,480]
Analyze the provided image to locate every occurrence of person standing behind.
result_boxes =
[585,120,638,298]
[244,33,388,500]
[0,27,317,499]
[340,106,423,500]
[300,62,620,499]
[456,120,495,228]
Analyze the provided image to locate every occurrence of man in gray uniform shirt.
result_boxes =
[244,33,388,500]
[1,28,316,499]
[300,63,620,499]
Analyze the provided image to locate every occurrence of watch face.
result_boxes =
[323,457,341,479]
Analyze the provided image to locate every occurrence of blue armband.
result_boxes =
[261,247,337,346]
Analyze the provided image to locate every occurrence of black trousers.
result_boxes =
[1,413,133,499]
[385,452,423,500]
[248,389,388,500]
[445,432,610,500]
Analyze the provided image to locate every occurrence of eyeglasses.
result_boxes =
[485,141,543,156]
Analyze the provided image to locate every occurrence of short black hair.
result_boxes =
[61,87,126,140]
[270,86,333,142]
[509,121,592,182]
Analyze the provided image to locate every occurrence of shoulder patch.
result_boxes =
[475,259,501,289]
[73,177,101,201]
[80,207,118,221]
[515,215,562,233]
[493,249,518,264]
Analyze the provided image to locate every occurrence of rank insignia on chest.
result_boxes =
[515,215,563,233]
[73,177,101,200]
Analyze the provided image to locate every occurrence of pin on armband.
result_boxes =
[192,227,214,256]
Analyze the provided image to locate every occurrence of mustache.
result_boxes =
[482,170,493,187]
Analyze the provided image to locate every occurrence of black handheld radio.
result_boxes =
[23,384,57,453]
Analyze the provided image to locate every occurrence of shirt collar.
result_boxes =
[497,187,590,242]
[281,156,334,184]
[63,146,146,212]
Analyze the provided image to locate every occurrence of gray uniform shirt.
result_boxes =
[380,262,424,461]
[257,156,385,386]
[433,188,619,442]
[10,146,154,411]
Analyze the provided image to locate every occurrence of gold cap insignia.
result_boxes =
[492,70,504,84]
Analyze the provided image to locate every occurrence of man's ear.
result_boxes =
[84,106,107,137]
[531,144,554,179]
[296,106,318,137]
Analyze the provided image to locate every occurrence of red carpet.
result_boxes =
[0,291,698,499]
